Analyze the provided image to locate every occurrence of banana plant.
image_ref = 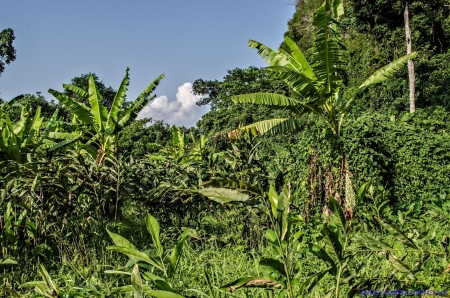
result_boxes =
[48,68,164,163]
[106,214,190,296]
[0,104,79,163]
[148,126,208,165]
[230,0,417,138]
[22,264,105,297]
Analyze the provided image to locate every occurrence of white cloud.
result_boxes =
[137,82,209,127]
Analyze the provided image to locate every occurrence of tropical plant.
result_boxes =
[22,264,105,297]
[230,0,417,137]
[48,67,164,163]
[0,104,78,163]
[106,214,190,296]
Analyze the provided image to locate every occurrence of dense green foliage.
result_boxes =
[0,0,450,297]
[0,28,16,77]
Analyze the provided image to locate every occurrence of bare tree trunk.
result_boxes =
[404,2,416,113]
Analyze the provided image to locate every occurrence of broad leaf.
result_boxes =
[199,188,251,204]
[284,36,317,80]
[63,84,89,99]
[48,89,92,124]
[131,264,143,297]
[202,178,262,195]
[259,258,286,277]
[107,246,164,271]
[146,214,163,257]
[327,196,347,234]
[229,118,303,137]
[321,226,342,264]
[308,243,337,275]
[108,67,130,124]
[107,229,136,249]
[118,74,164,128]
[88,75,108,131]
[248,40,290,67]
[168,229,190,279]
[268,185,279,218]
[232,92,301,108]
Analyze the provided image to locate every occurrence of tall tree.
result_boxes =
[0,28,16,77]
[404,2,416,113]
[284,0,450,111]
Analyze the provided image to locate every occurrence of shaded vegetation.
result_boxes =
[1,1,450,297]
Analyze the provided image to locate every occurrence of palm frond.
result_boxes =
[355,52,418,98]
[63,84,89,99]
[232,92,301,107]
[88,75,108,131]
[108,67,130,125]
[248,40,290,67]
[118,73,164,127]
[284,37,317,80]
[267,66,323,100]
[48,89,93,124]
[229,118,303,137]
[332,0,344,20]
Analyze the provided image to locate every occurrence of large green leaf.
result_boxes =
[355,52,418,98]
[46,136,80,153]
[248,40,290,67]
[308,243,337,275]
[268,66,323,100]
[327,196,347,235]
[38,264,60,295]
[146,214,163,257]
[108,67,130,125]
[220,277,283,292]
[259,258,286,277]
[284,36,317,80]
[39,109,59,145]
[332,0,344,19]
[131,264,143,297]
[143,288,185,298]
[268,185,279,218]
[107,229,136,249]
[25,106,43,145]
[199,188,251,204]
[107,246,164,271]
[232,92,301,108]
[201,178,262,195]
[63,84,89,99]
[168,229,190,279]
[321,226,343,264]
[118,74,164,128]
[88,75,108,131]
[277,184,290,241]
[230,118,303,137]
[48,89,92,124]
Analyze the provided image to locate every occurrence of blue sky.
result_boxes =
[0,0,295,127]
